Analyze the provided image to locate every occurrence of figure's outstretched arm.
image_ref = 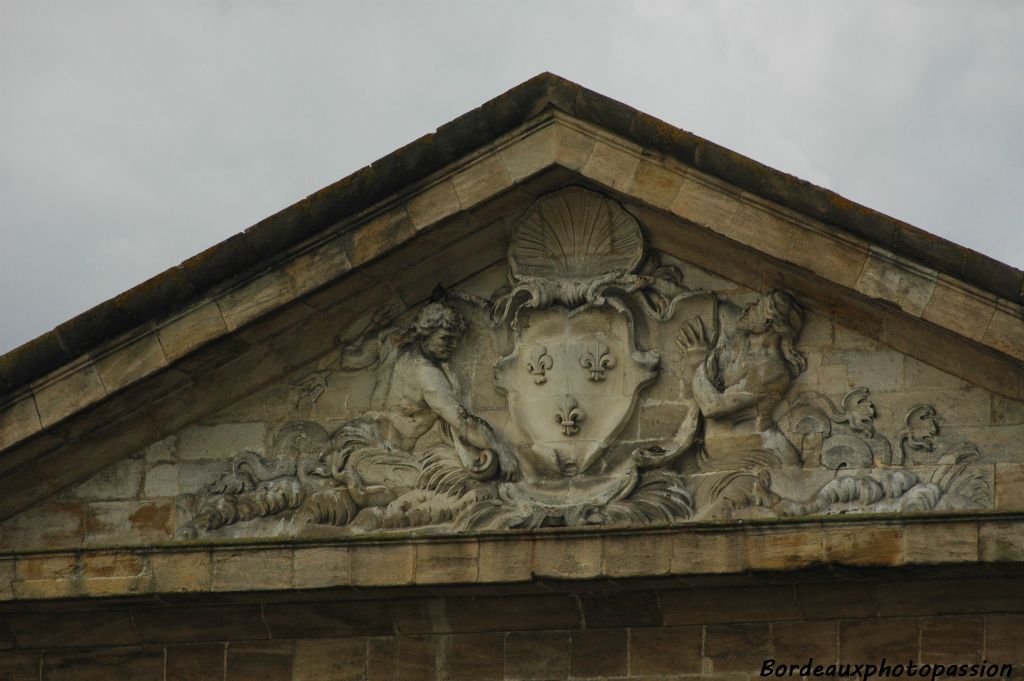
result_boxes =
[419,366,499,450]
[295,304,400,404]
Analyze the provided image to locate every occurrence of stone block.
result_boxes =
[166,643,226,681]
[923,279,997,341]
[743,527,824,570]
[855,249,937,316]
[350,543,414,587]
[919,616,983,664]
[628,159,685,210]
[581,591,662,628]
[903,356,968,390]
[982,307,1024,361]
[293,545,351,589]
[603,533,671,577]
[150,550,212,593]
[705,623,771,673]
[838,618,918,662]
[143,434,176,462]
[790,227,870,290]
[500,125,557,182]
[226,641,294,681]
[995,464,1024,511]
[979,520,1024,561]
[905,521,978,564]
[159,301,230,362]
[795,582,878,619]
[478,538,532,584]
[451,153,512,210]
[881,387,991,427]
[264,600,393,639]
[407,180,461,231]
[992,393,1024,425]
[9,609,138,649]
[177,422,267,461]
[342,207,415,269]
[984,614,1024,666]
[534,535,603,580]
[211,548,293,591]
[218,270,295,332]
[580,140,640,191]
[41,646,164,681]
[837,349,905,393]
[628,625,702,676]
[70,458,144,500]
[0,394,42,452]
[887,311,1021,399]
[95,333,167,394]
[134,604,267,643]
[367,635,436,681]
[504,630,571,680]
[570,628,627,678]
[414,540,478,585]
[553,122,596,171]
[285,234,354,294]
[671,173,742,232]
[177,462,228,495]
[662,585,801,625]
[144,463,180,497]
[441,632,505,681]
[81,551,148,597]
[824,526,904,567]
[13,554,79,600]
[719,202,795,263]
[0,651,41,681]
[0,559,13,601]
[84,500,174,546]
[294,638,367,681]
[772,620,838,663]
[2,501,85,552]
[873,578,1014,617]
[671,530,744,574]
[33,363,107,428]
[445,594,581,633]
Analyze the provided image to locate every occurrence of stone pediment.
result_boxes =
[1,74,1023,576]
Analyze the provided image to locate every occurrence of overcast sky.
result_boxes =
[2,1,1022,354]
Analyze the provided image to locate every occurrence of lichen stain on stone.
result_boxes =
[130,502,173,535]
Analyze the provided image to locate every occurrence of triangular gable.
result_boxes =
[0,74,1022,547]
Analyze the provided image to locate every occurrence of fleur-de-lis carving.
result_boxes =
[555,396,586,437]
[525,345,553,384]
[579,341,615,382]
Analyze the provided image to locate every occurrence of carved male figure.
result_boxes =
[678,290,806,519]
[296,300,516,525]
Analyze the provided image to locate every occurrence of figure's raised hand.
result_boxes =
[675,316,709,355]
[293,370,330,405]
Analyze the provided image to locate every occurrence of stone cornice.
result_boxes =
[2,514,1022,603]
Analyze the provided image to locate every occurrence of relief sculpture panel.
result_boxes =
[175,187,993,539]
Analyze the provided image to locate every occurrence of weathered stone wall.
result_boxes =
[0,575,1020,680]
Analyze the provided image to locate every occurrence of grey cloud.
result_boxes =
[1,0,1022,352]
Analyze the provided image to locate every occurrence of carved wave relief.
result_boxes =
[175,187,993,539]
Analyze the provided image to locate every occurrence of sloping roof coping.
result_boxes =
[2,71,1020,398]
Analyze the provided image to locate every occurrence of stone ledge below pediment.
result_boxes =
[2,514,1022,603]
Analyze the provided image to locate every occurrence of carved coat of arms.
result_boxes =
[175,186,992,539]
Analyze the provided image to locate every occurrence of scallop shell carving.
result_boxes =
[509,187,644,281]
